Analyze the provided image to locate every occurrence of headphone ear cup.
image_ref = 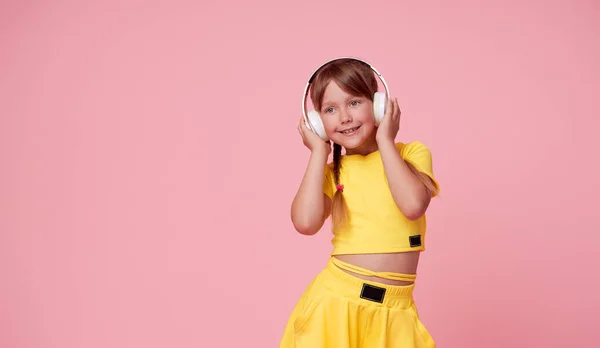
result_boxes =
[307,110,329,141]
[373,92,387,125]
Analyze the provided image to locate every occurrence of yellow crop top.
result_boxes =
[323,141,440,255]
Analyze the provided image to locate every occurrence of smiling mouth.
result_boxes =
[339,126,361,134]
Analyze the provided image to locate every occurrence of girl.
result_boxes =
[280,58,440,348]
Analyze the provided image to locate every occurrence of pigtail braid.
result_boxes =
[331,143,349,228]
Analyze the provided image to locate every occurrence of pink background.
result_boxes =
[1,1,599,347]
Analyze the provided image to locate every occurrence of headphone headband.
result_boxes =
[302,57,391,129]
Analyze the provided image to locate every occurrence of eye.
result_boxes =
[350,100,360,106]
[324,107,334,113]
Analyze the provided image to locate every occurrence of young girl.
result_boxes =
[280,58,440,348]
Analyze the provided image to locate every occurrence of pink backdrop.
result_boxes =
[1,1,599,347]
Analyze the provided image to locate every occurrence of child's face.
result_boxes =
[319,80,377,151]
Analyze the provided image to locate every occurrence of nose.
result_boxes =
[339,108,352,124]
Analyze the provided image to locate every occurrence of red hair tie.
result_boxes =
[336,184,344,192]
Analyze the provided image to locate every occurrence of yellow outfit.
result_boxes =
[279,259,436,348]
[280,141,439,348]
[324,141,439,255]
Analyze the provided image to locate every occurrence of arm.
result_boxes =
[378,139,432,221]
[290,149,332,235]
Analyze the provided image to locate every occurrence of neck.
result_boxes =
[344,132,380,156]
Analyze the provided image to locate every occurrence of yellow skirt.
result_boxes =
[279,258,435,348]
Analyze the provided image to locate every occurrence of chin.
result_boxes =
[331,136,367,150]
[331,127,374,148]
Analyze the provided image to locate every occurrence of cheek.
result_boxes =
[354,108,375,125]
[359,123,376,137]
[321,117,337,132]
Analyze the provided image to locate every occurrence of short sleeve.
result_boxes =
[398,141,440,197]
[323,163,334,199]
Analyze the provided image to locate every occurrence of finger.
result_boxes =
[380,99,391,123]
[394,98,400,120]
[300,119,309,133]
[300,116,310,130]
[392,98,398,122]
[387,98,395,121]
[299,128,306,141]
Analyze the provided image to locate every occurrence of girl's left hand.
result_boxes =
[376,97,401,144]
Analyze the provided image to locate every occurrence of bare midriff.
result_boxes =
[333,251,421,286]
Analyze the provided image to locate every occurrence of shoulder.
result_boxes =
[394,141,432,156]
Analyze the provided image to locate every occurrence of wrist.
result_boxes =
[311,148,329,161]
[376,137,396,148]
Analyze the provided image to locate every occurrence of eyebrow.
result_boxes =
[322,95,362,107]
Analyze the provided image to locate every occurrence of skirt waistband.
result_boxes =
[324,257,416,301]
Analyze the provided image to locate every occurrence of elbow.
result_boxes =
[403,208,425,221]
[290,203,325,236]
[399,198,430,221]
[391,186,432,221]
[292,220,321,235]
[290,211,323,235]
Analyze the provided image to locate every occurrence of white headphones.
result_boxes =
[302,57,391,141]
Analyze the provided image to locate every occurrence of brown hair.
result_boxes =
[310,59,438,228]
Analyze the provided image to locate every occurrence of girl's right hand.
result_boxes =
[298,116,331,156]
